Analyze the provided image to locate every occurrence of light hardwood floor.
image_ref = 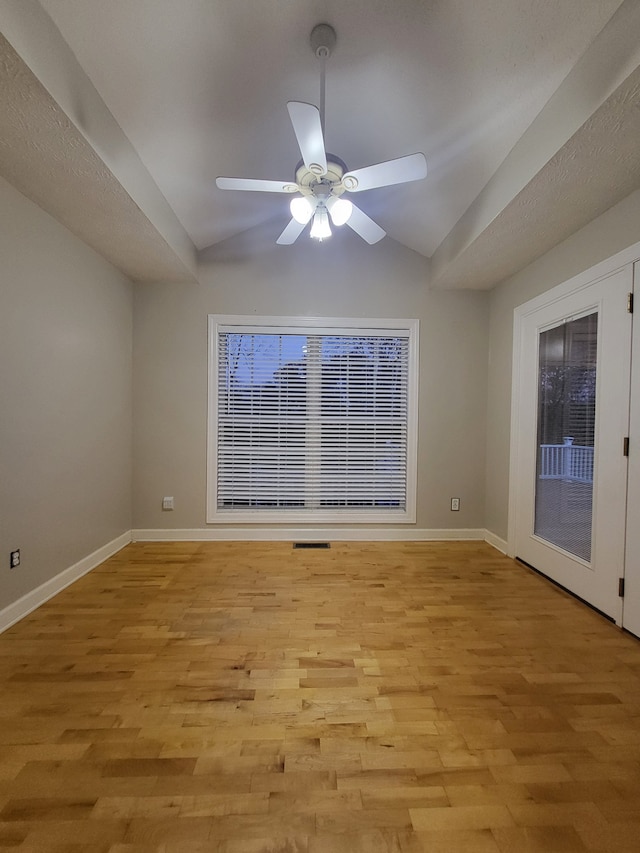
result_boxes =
[1,541,640,852]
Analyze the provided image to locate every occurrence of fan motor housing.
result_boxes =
[295,156,348,200]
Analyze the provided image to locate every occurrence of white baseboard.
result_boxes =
[132,527,488,542]
[484,530,508,554]
[0,531,132,634]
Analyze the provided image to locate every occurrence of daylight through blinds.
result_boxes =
[216,330,410,512]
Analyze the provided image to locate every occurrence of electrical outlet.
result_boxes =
[450,498,460,511]
[10,549,20,569]
[162,496,174,511]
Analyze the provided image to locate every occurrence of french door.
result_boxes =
[511,266,633,623]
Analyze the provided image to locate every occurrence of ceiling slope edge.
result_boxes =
[197,212,432,276]
[430,0,640,291]
[0,0,197,284]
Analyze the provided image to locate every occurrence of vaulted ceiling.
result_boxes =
[1,1,640,288]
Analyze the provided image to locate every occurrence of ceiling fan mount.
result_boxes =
[309,23,337,59]
[215,24,427,245]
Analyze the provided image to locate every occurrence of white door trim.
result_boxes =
[623,261,640,637]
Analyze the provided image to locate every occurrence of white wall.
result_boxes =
[0,176,133,613]
[133,228,489,532]
[485,188,640,542]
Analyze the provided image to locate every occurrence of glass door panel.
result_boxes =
[534,313,597,562]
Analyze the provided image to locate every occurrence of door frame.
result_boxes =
[623,261,640,637]
[508,241,640,626]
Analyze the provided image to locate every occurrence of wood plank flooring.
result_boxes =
[0,540,640,852]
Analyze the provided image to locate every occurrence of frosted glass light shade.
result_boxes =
[290,197,315,224]
[310,207,332,240]
[327,197,353,226]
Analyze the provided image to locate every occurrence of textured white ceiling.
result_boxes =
[2,0,640,286]
[0,32,196,283]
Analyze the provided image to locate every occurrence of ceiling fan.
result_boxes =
[215,24,427,246]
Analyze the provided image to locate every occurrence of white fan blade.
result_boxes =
[216,177,298,193]
[276,218,307,245]
[342,152,427,192]
[346,204,386,244]
[287,102,327,176]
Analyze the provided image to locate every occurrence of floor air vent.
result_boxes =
[293,542,330,549]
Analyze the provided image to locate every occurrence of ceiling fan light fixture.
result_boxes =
[310,206,331,241]
[290,196,315,224]
[327,197,353,226]
[215,24,426,247]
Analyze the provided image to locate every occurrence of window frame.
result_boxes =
[207,314,419,524]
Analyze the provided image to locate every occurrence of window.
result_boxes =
[207,315,418,523]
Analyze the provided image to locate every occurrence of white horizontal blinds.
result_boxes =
[217,332,307,507]
[316,335,408,508]
[216,328,409,512]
